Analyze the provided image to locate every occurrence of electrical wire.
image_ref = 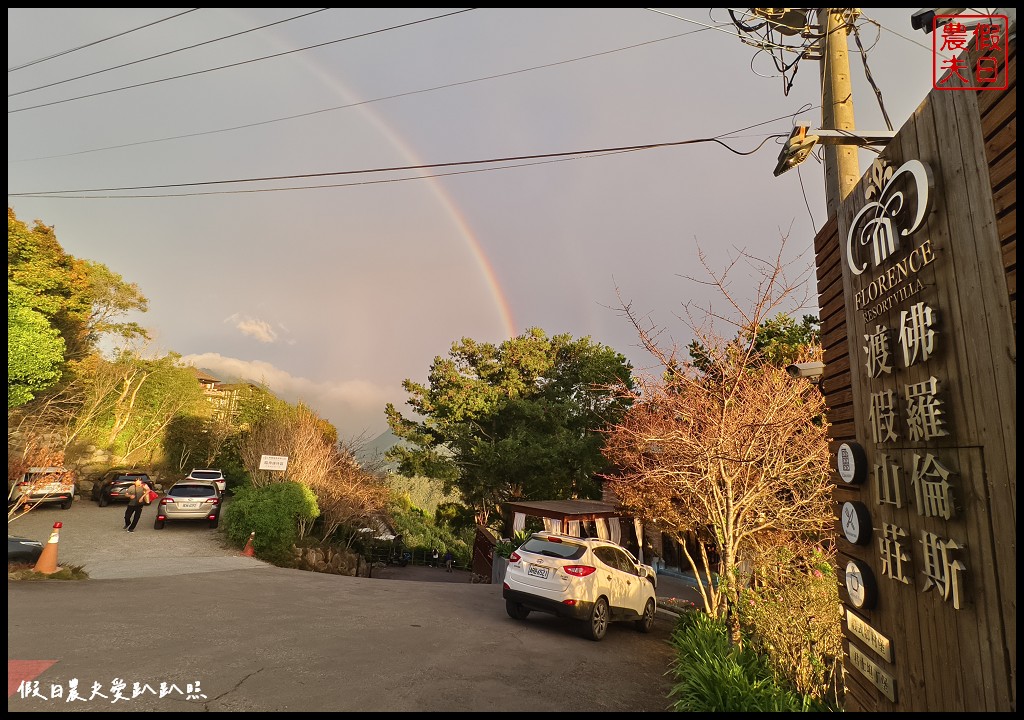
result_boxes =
[9,9,331,98]
[796,163,818,233]
[8,9,200,72]
[851,24,894,130]
[859,14,933,52]
[11,138,785,199]
[644,8,801,52]
[7,9,477,114]
[9,133,785,197]
[9,25,717,164]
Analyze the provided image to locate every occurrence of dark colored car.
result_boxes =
[154,480,221,529]
[8,535,44,564]
[92,471,154,507]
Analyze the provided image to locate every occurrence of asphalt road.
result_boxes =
[8,497,686,712]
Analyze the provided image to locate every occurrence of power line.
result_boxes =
[9,113,796,198]
[8,9,201,73]
[11,137,783,199]
[851,24,894,130]
[645,7,799,51]
[860,14,933,52]
[7,9,477,114]
[9,24,717,164]
[10,134,784,197]
[9,9,331,98]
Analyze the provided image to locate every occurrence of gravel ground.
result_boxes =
[7,493,266,579]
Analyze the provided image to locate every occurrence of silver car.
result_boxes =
[185,469,226,495]
[154,480,221,529]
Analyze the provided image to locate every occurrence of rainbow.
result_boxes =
[235,9,517,341]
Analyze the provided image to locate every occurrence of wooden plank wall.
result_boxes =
[977,45,1016,328]
[814,39,1015,712]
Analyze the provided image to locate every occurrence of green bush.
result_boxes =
[667,611,831,712]
[385,494,473,567]
[223,481,319,562]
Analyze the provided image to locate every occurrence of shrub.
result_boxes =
[223,481,319,562]
[737,546,845,708]
[667,611,831,712]
[384,494,473,566]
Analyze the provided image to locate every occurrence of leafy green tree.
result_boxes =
[745,312,820,367]
[8,208,148,411]
[8,208,92,356]
[8,289,65,407]
[385,328,634,526]
[91,352,206,464]
[78,259,149,346]
[688,312,820,375]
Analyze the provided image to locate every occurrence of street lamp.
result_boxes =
[773,124,896,177]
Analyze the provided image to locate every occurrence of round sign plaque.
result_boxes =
[845,558,878,610]
[837,442,867,485]
[841,501,872,545]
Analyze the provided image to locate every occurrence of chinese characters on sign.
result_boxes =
[932,15,1009,90]
[15,679,208,703]
[846,157,968,618]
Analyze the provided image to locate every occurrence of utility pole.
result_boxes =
[817,8,861,214]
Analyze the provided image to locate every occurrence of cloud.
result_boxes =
[224,313,278,343]
[180,352,397,440]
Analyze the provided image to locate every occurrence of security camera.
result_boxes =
[911,8,966,33]
[785,361,825,379]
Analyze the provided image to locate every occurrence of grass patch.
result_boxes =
[8,562,90,581]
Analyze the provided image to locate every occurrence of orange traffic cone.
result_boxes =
[242,531,256,557]
[33,522,62,575]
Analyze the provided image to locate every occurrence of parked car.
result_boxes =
[92,471,154,507]
[154,480,221,529]
[8,535,44,564]
[185,469,226,495]
[8,467,76,510]
[502,532,658,641]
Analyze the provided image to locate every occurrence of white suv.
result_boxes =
[502,532,658,641]
[185,469,226,495]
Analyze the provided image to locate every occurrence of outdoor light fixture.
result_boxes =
[773,124,897,177]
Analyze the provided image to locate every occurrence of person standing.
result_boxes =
[431,548,439,568]
[123,479,151,533]
[444,549,454,573]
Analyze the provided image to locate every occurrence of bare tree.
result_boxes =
[309,450,392,547]
[238,407,392,543]
[603,238,833,645]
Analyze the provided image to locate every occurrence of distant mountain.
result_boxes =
[354,429,402,469]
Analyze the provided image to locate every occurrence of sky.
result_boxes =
[7,8,938,442]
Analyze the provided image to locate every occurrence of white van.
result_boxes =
[10,466,76,510]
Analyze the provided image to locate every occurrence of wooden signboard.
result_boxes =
[815,44,1015,712]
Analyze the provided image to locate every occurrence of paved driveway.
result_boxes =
[8,497,685,712]
[7,493,265,579]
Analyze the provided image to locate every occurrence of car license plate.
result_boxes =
[180,502,199,509]
[528,565,549,579]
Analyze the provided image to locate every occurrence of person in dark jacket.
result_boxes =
[123,479,152,533]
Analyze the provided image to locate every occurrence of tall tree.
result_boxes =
[385,328,634,527]
[7,208,149,409]
[603,241,833,645]
[8,208,92,357]
[8,288,65,407]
